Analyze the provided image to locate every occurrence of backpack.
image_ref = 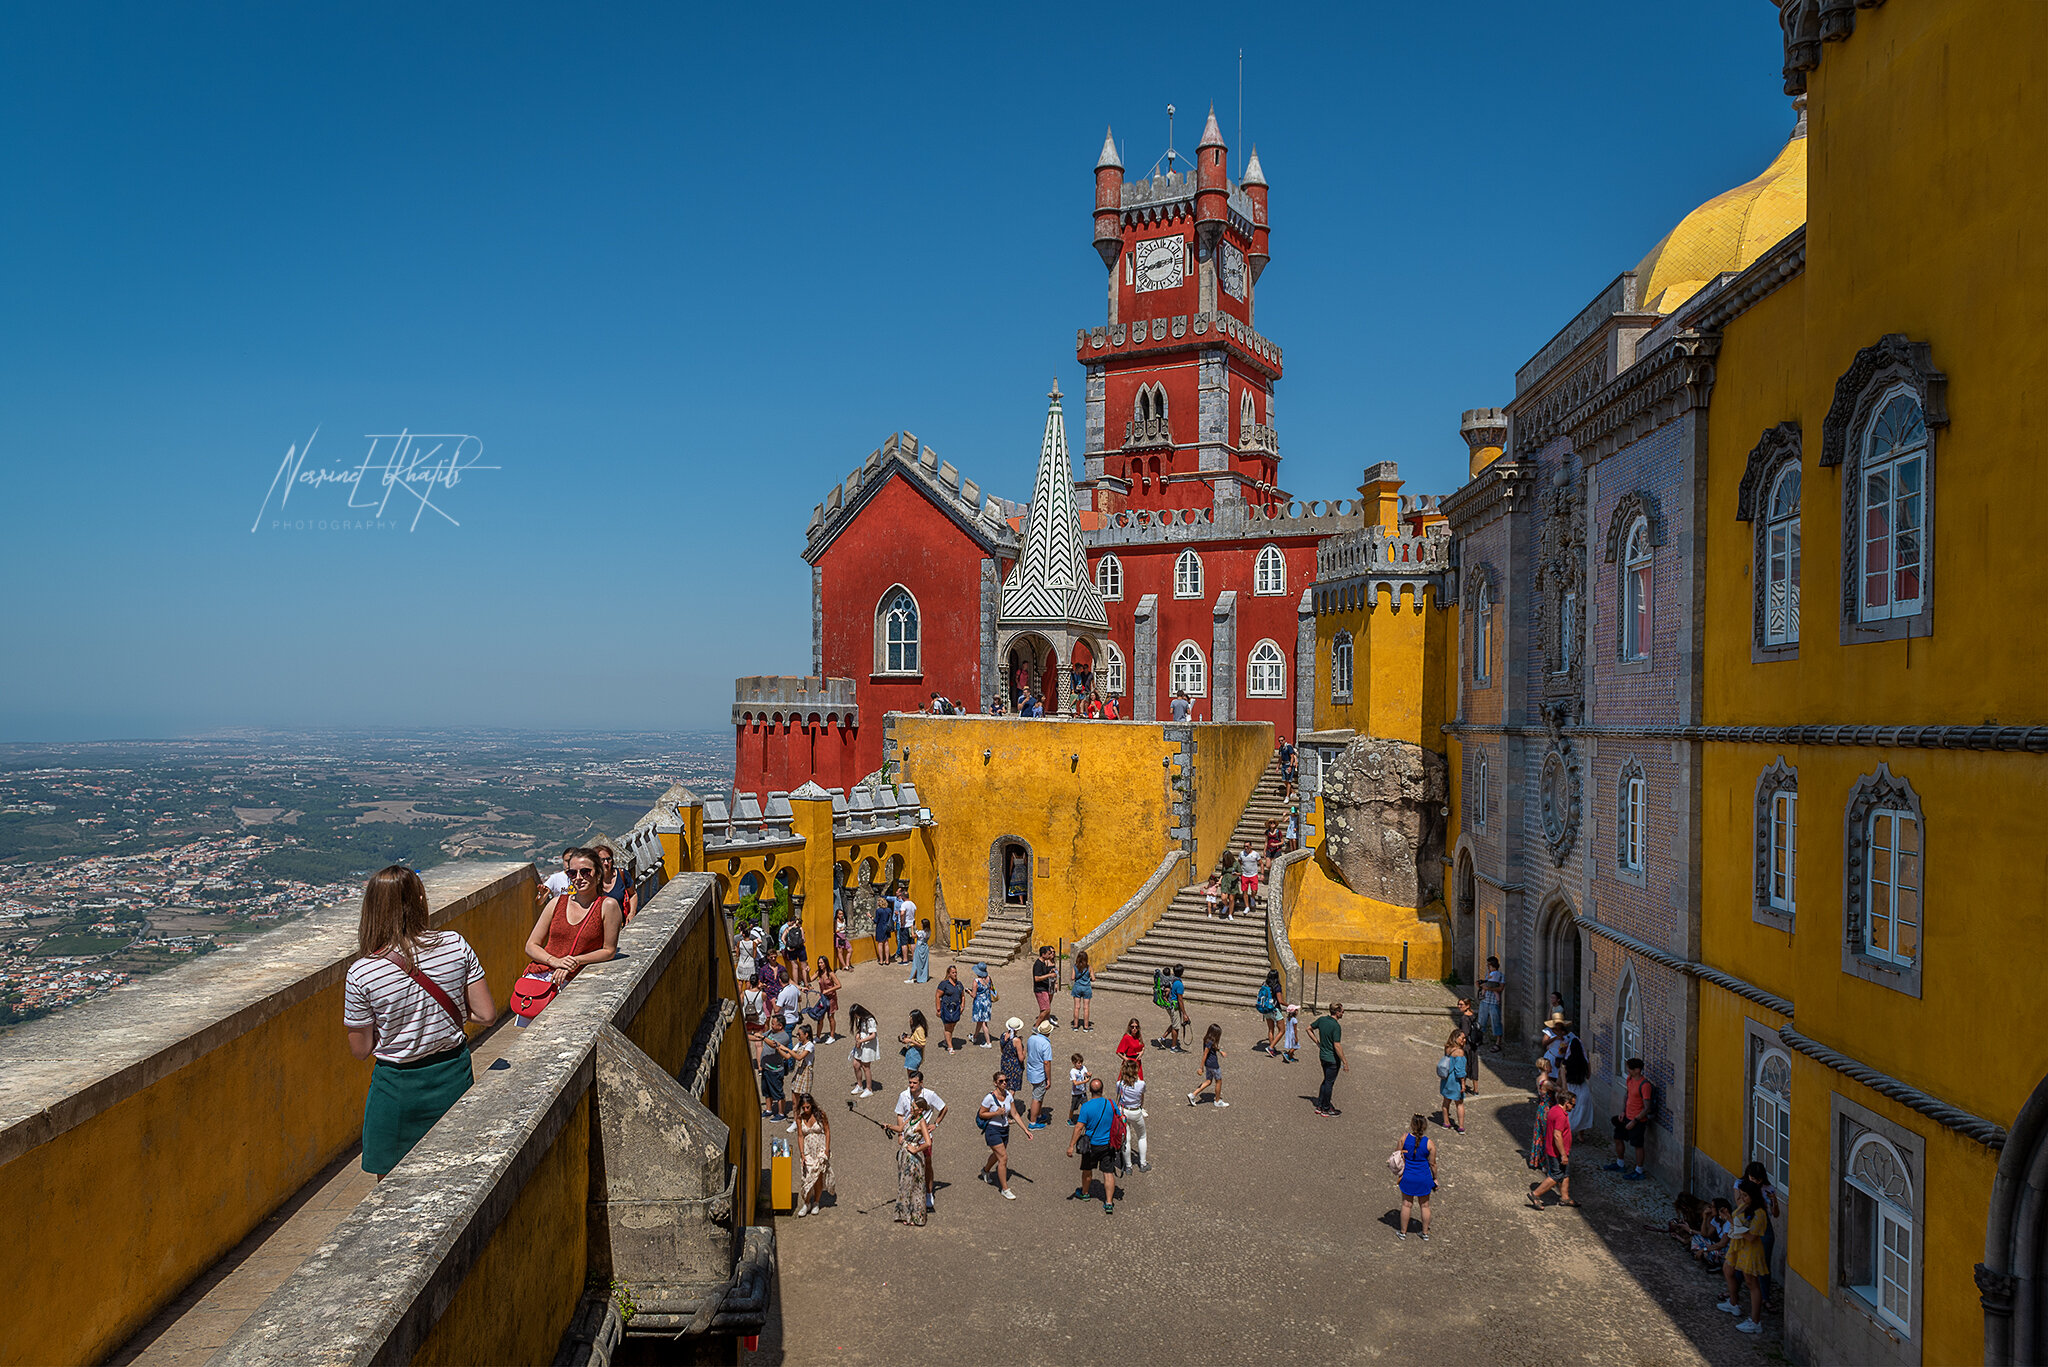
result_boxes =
[1436,1054,1455,1081]
[1152,969,1172,1010]
[1639,1077,1661,1120]
[1256,983,1275,1014]
[1564,1034,1592,1085]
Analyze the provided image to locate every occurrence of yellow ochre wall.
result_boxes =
[1284,855,1449,981]
[1310,584,1448,745]
[0,867,538,1367]
[689,816,938,971]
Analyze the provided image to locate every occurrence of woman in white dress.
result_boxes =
[849,1004,880,1097]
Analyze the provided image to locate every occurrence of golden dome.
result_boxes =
[1634,117,1807,315]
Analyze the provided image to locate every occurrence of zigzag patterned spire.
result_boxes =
[999,380,1109,629]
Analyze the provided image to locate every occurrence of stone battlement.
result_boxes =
[1077,308,1284,376]
[732,675,858,726]
[1085,496,1364,549]
[804,431,1023,561]
[1316,523,1452,581]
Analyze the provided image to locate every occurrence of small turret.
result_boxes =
[1242,145,1270,285]
[1460,408,1509,478]
[1194,105,1228,251]
[1093,127,1124,270]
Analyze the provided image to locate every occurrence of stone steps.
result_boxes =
[955,916,1031,966]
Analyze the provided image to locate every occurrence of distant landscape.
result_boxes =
[0,730,733,1027]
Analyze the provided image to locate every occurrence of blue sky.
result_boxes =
[0,3,1800,739]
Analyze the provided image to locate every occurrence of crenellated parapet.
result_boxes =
[804,431,1023,565]
[1084,496,1365,549]
[1076,308,1283,379]
[1311,523,1452,615]
[731,675,858,727]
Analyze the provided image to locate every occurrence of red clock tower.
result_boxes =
[1076,108,1281,514]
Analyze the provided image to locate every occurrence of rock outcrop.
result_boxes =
[1317,737,1448,908]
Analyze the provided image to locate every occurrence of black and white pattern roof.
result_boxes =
[999,386,1109,631]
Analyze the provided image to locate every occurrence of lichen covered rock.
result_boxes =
[1318,737,1448,909]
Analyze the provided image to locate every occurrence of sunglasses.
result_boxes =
[570,868,598,880]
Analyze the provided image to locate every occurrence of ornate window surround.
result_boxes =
[1473,754,1489,832]
[1539,744,1582,865]
[1468,563,1498,686]
[1330,630,1354,703]
[1822,335,1946,646]
[1615,969,1642,1079]
[1748,1022,1793,1193]
[874,584,922,677]
[1830,1090,1925,1352]
[1842,763,1924,999]
[1754,758,1799,932]
[1615,756,1648,884]
[1738,422,1804,661]
[1606,491,1665,672]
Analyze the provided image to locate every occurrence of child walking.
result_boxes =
[1068,1053,1091,1124]
[1189,1024,1229,1107]
[1280,1003,1300,1062]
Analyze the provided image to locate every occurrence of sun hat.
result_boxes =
[1036,1019,1054,1035]
[1005,1016,1024,1032]
[975,962,988,975]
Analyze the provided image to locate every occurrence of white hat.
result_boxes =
[1005,1016,1025,1032]
[1036,1019,1054,1035]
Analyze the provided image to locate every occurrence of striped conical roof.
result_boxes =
[999,381,1108,630]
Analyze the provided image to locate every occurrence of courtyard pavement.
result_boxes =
[744,959,1783,1366]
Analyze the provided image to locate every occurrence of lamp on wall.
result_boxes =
[983,749,992,763]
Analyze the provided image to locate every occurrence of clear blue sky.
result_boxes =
[0,3,1799,740]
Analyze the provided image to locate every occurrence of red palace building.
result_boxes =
[733,108,1444,793]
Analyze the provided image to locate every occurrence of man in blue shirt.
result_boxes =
[1024,1020,1055,1127]
[1067,1076,1119,1212]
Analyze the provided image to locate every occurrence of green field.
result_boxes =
[30,933,133,957]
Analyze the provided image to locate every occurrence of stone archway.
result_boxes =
[1535,895,1584,1029]
[1003,633,1058,712]
[1455,849,1477,988]
[1982,1072,2048,1364]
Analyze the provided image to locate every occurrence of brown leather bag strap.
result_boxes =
[384,947,467,1033]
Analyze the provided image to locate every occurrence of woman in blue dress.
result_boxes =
[970,963,997,1047]
[1438,1030,1469,1134]
[1396,1114,1436,1240]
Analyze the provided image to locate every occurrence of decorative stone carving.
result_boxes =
[1780,0,1888,95]
[1539,744,1581,865]
[1514,357,1604,458]
[1317,737,1448,909]
[1736,423,1802,523]
[1534,465,1586,694]
[1615,756,1646,872]
[1753,758,1798,925]
[1821,334,1947,469]
[1603,489,1668,563]
[1975,1262,2018,1316]
[1842,763,1922,959]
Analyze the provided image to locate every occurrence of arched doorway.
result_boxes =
[1005,634,1057,712]
[1983,1072,2048,1364]
[990,836,1033,920]
[1536,896,1583,1028]
[1454,849,1477,988]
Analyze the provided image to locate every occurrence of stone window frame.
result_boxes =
[1747,1025,1793,1194]
[1239,387,1257,438]
[874,584,922,677]
[1170,640,1207,697]
[1253,544,1286,596]
[1095,553,1124,601]
[989,836,1033,919]
[1614,967,1641,1079]
[1737,422,1804,661]
[1830,1090,1926,1353]
[1821,335,1947,648]
[1245,638,1286,697]
[1468,563,1498,687]
[1473,754,1489,832]
[1753,758,1799,932]
[1841,763,1924,999]
[1133,382,1169,425]
[1614,756,1647,886]
[1330,631,1354,703]
[1174,549,1205,600]
[1604,491,1666,675]
[1101,640,1126,697]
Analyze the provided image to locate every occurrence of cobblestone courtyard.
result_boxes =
[743,963,1785,1365]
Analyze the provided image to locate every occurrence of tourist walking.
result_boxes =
[899,1009,928,1076]
[892,1071,946,1214]
[977,1072,1031,1199]
[1025,1019,1055,1128]
[1032,945,1057,1019]
[1393,1114,1436,1241]
[741,975,768,1069]
[1189,1023,1228,1107]
[849,1003,878,1097]
[1264,817,1285,865]
[1560,1019,1593,1135]
[784,1023,816,1130]
[1478,955,1505,1051]
[344,865,496,1178]
[893,1096,934,1226]
[1070,949,1094,1031]
[734,921,759,984]
[813,957,840,1042]
[999,1017,1026,1096]
[1311,1002,1348,1117]
[758,1021,791,1123]
[1067,1052,1091,1125]
[1116,1016,1146,1080]
[910,917,931,984]
[934,964,966,1053]
[1717,1180,1772,1333]
[970,963,997,1047]
[1257,969,1285,1055]
[1067,1076,1120,1213]
[872,892,894,967]
[779,911,808,986]
[1438,1030,1469,1134]
[793,1093,834,1217]
[1528,1084,1579,1209]
[1116,1057,1149,1172]
[1239,842,1261,903]
[1280,1003,1300,1062]
[833,909,850,971]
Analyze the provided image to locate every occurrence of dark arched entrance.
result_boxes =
[1536,896,1583,1028]
[1454,849,1477,988]
[1982,1072,2048,1364]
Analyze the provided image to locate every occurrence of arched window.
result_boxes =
[1247,640,1285,697]
[877,586,920,674]
[1616,972,1642,1077]
[1174,549,1204,599]
[1095,553,1123,600]
[1253,545,1285,596]
[1622,518,1651,660]
[1859,390,1926,623]
[1754,759,1798,929]
[1618,760,1646,873]
[1864,805,1920,967]
[1239,389,1256,434]
[1102,641,1125,696]
[1844,765,1924,992]
[1845,1134,1915,1332]
[1752,1049,1792,1191]
[1764,465,1801,645]
[1476,581,1494,683]
[1331,631,1354,700]
[1474,755,1489,830]
[1171,641,1206,697]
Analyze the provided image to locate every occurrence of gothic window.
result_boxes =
[876,586,920,675]
[1331,632,1354,701]
[1751,1049,1792,1192]
[1096,553,1124,601]
[1247,640,1285,697]
[1858,390,1927,625]
[1765,466,1802,645]
[1844,766,1924,993]
[1474,756,1489,831]
[1475,580,1494,684]
[1254,545,1285,596]
[1170,641,1207,697]
[1754,760,1798,930]
[1615,972,1641,1078]
[1617,759,1646,875]
[1239,388,1256,436]
[1553,590,1577,675]
[1102,641,1125,697]
[1844,1134,1916,1334]
[1174,549,1204,599]
[1622,518,1652,661]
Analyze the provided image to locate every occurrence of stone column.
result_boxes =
[1294,589,1316,740]
[1197,349,1234,506]
[1054,633,1075,716]
[1211,590,1238,723]
[1133,594,1159,721]
[810,566,824,677]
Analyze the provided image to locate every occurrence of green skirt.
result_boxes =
[363,1045,473,1175]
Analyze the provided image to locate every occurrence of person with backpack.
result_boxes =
[977,1071,1031,1199]
[1437,1029,1469,1134]
[1559,1019,1593,1135]
[1392,1113,1437,1241]
[741,974,769,1069]
[1257,969,1286,1056]
[1605,1057,1657,1180]
[1152,967,1180,1050]
[779,913,808,986]
[1067,1076,1122,1213]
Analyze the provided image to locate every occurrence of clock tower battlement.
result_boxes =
[1077,109,1282,516]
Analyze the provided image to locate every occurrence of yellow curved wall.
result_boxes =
[1283,854,1449,982]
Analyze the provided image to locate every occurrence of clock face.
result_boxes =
[1220,242,1246,300]
[1134,236,1184,293]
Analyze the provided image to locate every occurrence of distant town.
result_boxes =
[0,730,732,1026]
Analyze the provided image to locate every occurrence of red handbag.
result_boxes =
[511,895,601,1020]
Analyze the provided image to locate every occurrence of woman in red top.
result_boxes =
[522,848,624,989]
[1116,1016,1146,1080]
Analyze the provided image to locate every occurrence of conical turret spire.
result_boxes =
[999,380,1108,629]
[1198,105,1226,150]
[1096,126,1123,170]
[1242,145,1266,186]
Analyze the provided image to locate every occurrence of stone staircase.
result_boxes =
[954,913,1033,966]
[1092,757,1289,1009]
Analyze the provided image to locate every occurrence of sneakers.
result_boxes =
[852,1086,864,1095]
[978,1041,992,1048]
[1395,1231,1406,1241]
[1313,1106,1335,1118]
[787,1121,799,1133]
[1420,1233,1429,1242]
[1138,1161,1153,1172]
[1214,1100,1230,1108]
[795,1203,808,1218]
[1070,1187,1088,1200]
[1736,1321,1761,1335]
[1624,1169,1648,1181]
[1716,1301,1742,1316]
[1103,1202,1114,1214]
[925,1193,935,1211]
[1188,1092,1198,1106]
[1602,1160,1627,1172]
[1002,1187,1016,1200]
[1027,1122,1049,1131]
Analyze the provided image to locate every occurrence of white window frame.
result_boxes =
[1246,639,1285,697]
[1615,972,1641,1078]
[1170,641,1207,697]
[1095,553,1124,601]
[1765,465,1801,645]
[1858,387,1927,624]
[1253,544,1285,596]
[1751,1048,1793,1193]
[875,585,921,675]
[1555,590,1577,675]
[1622,772,1646,872]
[1864,808,1920,968]
[1474,756,1489,830]
[1331,631,1354,700]
[1623,518,1651,661]
[1475,582,1494,683]
[1770,790,1797,913]
[1845,1134,1915,1334]
[1174,549,1204,600]
[1102,641,1125,697]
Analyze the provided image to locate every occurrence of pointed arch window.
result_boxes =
[1331,631,1354,701]
[1622,518,1652,661]
[1171,641,1207,697]
[1615,972,1642,1078]
[1753,760,1798,931]
[1247,640,1285,697]
[1473,755,1489,831]
[1253,545,1285,596]
[1239,389,1256,436]
[876,587,920,675]
[1174,549,1204,599]
[1102,641,1125,697]
[1764,466,1801,645]
[1095,553,1124,601]
[1475,580,1494,684]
